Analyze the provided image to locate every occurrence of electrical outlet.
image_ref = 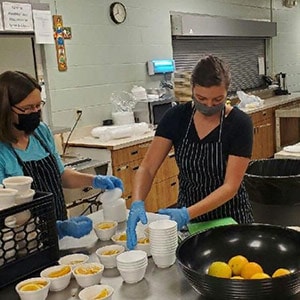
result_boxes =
[75,109,83,120]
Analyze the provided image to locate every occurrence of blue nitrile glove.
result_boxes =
[126,201,148,250]
[92,175,123,191]
[158,207,190,230]
[56,216,93,239]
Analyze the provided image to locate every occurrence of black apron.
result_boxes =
[12,133,67,220]
[175,107,254,224]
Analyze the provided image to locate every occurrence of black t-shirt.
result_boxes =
[155,102,253,158]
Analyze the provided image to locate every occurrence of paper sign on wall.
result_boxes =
[0,6,3,31]
[32,10,54,44]
[2,2,33,31]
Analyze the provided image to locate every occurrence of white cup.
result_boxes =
[3,176,33,193]
[0,188,18,210]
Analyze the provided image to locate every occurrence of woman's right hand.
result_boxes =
[126,200,148,250]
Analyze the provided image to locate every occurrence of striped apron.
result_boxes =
[175,107,253,224]
[12,133,67,221]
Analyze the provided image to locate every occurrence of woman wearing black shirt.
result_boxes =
[126,55,254,250]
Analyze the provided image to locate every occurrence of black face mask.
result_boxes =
[14,111,41,134]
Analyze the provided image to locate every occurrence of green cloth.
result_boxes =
[187,217,237,235]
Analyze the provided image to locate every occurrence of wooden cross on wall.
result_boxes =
[53,15,72,72]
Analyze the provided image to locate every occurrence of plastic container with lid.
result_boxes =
[100,189,127,223]
[102,198,127,223]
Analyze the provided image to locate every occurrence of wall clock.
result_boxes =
[110,2,127,24]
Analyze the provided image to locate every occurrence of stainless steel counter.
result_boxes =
[1,211,300,300]
[0,240,200,300]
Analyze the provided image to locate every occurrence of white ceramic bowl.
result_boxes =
[111,232,127,248]
[40,265,72,292]
[73,262,104,288]
[96,244,125,269]
[0,188,18,210]
[58,253,89,271]
[78,284,114,300]
[94,221,118,241]
[3,176,33,192]
[135,237,151,257]
[15,189,35,205]
[15,277,50,300]
[152,253,176,268]
[117,264,148,284]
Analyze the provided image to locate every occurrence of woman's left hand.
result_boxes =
[56,216,93,239]
[92,175,123,190]
[158,207,190,230]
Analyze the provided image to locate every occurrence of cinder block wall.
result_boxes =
[39,0,300,128]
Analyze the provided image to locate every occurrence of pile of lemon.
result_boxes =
[207,255,291,279]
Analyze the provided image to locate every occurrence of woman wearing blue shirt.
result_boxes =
[0,71,122,222]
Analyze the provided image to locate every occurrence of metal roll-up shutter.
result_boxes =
[172,38,265,92]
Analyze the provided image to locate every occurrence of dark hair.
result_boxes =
[0,71,41,143]
[190,55,231,89]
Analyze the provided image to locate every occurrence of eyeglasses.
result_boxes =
[13,100,46,114]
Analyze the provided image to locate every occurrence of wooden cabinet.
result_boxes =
[111,143,179,212]
[250,108,275,159]
[249,98,300,159]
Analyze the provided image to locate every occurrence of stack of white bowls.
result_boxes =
[2,176,35,206]
[149,219,178,268]
[116,250,148,284]
[2,176,35,228]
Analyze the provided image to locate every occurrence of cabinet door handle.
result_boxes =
[259,123,271,128]
[262,111,267,116]
[132,166,139,171]
[131,150,138,156]
[117,165,129,171]
[170,182,177,186]
[168,151,175,158]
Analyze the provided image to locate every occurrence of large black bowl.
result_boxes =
[176,224,300,300]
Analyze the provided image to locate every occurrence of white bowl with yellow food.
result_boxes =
[111,232,127,248]
[95,244,125,269]
[73,262,104,288]
[78,284,114,300]
[135,237,151,257]
[94,221,118,241]
[40,264,72,291]
[15,277,50,300]
[58,253,89,271]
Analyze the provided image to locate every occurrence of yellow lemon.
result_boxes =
[241,262,263,279]
[250,272,271,279]
[228,255,249,276]
[97,222,115,229]
[48,266,71,278]
[207,261,232,278]
[94,288,109,299]
[19,283,43,291]
[75,265,101,275]
[117,233,127,241]
[101,249,120,255]
[231,276,244,280]
[272,268,291,278]
[138,237,150,244]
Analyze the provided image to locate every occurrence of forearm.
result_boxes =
[132,166,155,201]
[61,168,94,189]
[188,183,239,220]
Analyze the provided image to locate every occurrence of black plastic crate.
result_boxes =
[0,191,59,288]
